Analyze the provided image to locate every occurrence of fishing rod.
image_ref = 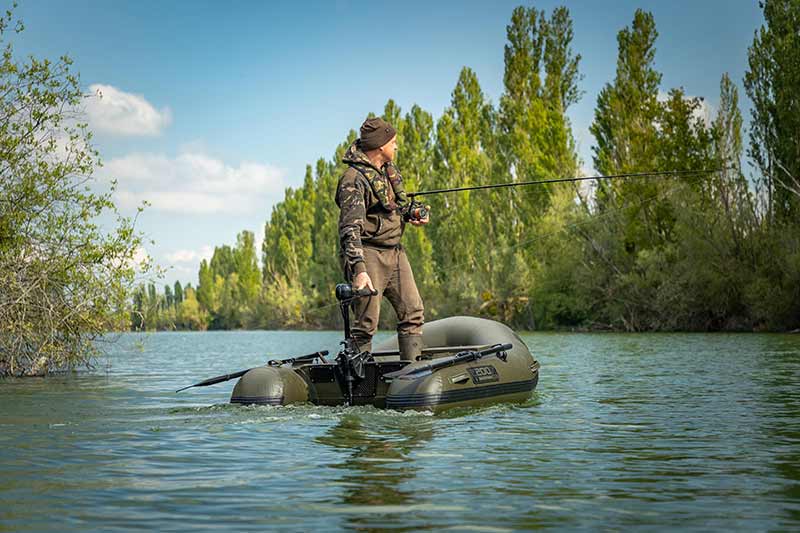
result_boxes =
[400,168,722,221]
[407,168,721,198]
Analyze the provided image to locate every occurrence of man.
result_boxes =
[336,117,429,361]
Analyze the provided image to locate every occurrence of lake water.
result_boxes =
[1,330,799,531]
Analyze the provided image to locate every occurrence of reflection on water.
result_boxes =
[315,413,434,531]
[317,414,433,508]
[760,337,800,523]
[0,331,799,531]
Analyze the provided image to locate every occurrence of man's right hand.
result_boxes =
[353,271,375,292]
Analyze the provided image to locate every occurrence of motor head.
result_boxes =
[335,283,378,302]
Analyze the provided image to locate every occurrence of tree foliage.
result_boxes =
[745,0,800,222]
[137,4,798,333]
[0,9,150,375]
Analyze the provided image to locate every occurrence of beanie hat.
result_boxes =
[359,117,396,151]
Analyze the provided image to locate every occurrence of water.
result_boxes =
[2,331,800,531]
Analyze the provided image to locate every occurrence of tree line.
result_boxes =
[134,1,800,333]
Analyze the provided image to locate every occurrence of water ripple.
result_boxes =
[1,331,799,531]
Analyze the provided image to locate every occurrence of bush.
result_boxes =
[0,10,148,376]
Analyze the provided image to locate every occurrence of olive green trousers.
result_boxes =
[347,246,425,352]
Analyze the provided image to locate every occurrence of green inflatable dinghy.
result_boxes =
[229,315,539,412]
[177,285,539,412]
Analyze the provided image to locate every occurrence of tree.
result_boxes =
[196,259,217,313]
[430,67,495,312]
[233,230,261,311]
[497,5,583,328]
[163,284,173,308]
[744,0,800,222]
[710,73,756,262]
[176,287,208,330]
[591,9,661,178]
[589,9,665,254]
[0,9,148,375]
[173,280,183,306]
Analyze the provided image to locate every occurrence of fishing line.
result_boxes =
[407,168,722,198]
[296,169,715,321]
[420,171,700,282]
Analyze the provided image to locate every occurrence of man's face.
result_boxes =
[379,135,398,162]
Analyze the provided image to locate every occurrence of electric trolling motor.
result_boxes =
[335,283,378,405]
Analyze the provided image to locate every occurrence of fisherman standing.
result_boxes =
[336,117,428,361]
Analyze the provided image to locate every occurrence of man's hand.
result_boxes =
[353,271,375,291]
[409,214,429,226]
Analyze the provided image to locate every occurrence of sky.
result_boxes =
[11,0,764,286]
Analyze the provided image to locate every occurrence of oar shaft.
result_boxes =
[175,369,250,393]
[383,343,512,381]
[176,350,329,393]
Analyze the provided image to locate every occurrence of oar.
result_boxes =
[175,350,328,393]
[382,343,511,382]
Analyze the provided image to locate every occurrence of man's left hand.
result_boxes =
[409,215,429,226]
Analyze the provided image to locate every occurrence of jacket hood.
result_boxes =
[342,141,380,173]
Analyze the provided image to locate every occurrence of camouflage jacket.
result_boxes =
[336,141,406,276]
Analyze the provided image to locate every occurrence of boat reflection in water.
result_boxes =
[314,413,435,529]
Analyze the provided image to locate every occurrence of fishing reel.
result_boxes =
[398,200,430,222]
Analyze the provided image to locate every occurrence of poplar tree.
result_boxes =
[233,230,261,311]
[492,6,583,326]
[742,1,800,328]
[745,0,800,223]
[164,284,173,308]
[591,9,661,178]
[173,281,183,306]
[196,259,217,314]
[431,67,494,312]
[590,9,663,258]
[711,73,755,257]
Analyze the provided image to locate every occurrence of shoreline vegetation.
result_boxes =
[0,7,150,377]
[2,4,798,376]
[133,4,799,336]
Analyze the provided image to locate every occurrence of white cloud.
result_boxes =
[101,150,287,214]
[132,245,150,265]
[170,264,197,277]
[657,90,714,128]
[693,99,714,129]
[254,223,266,256]
[111,244,151,272]
[165,245,214,264]
[85,84,172,136]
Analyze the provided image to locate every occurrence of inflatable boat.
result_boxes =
[177,285,540,412]
[229,315,539,412]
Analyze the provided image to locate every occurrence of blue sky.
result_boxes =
[12,0,763,286]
